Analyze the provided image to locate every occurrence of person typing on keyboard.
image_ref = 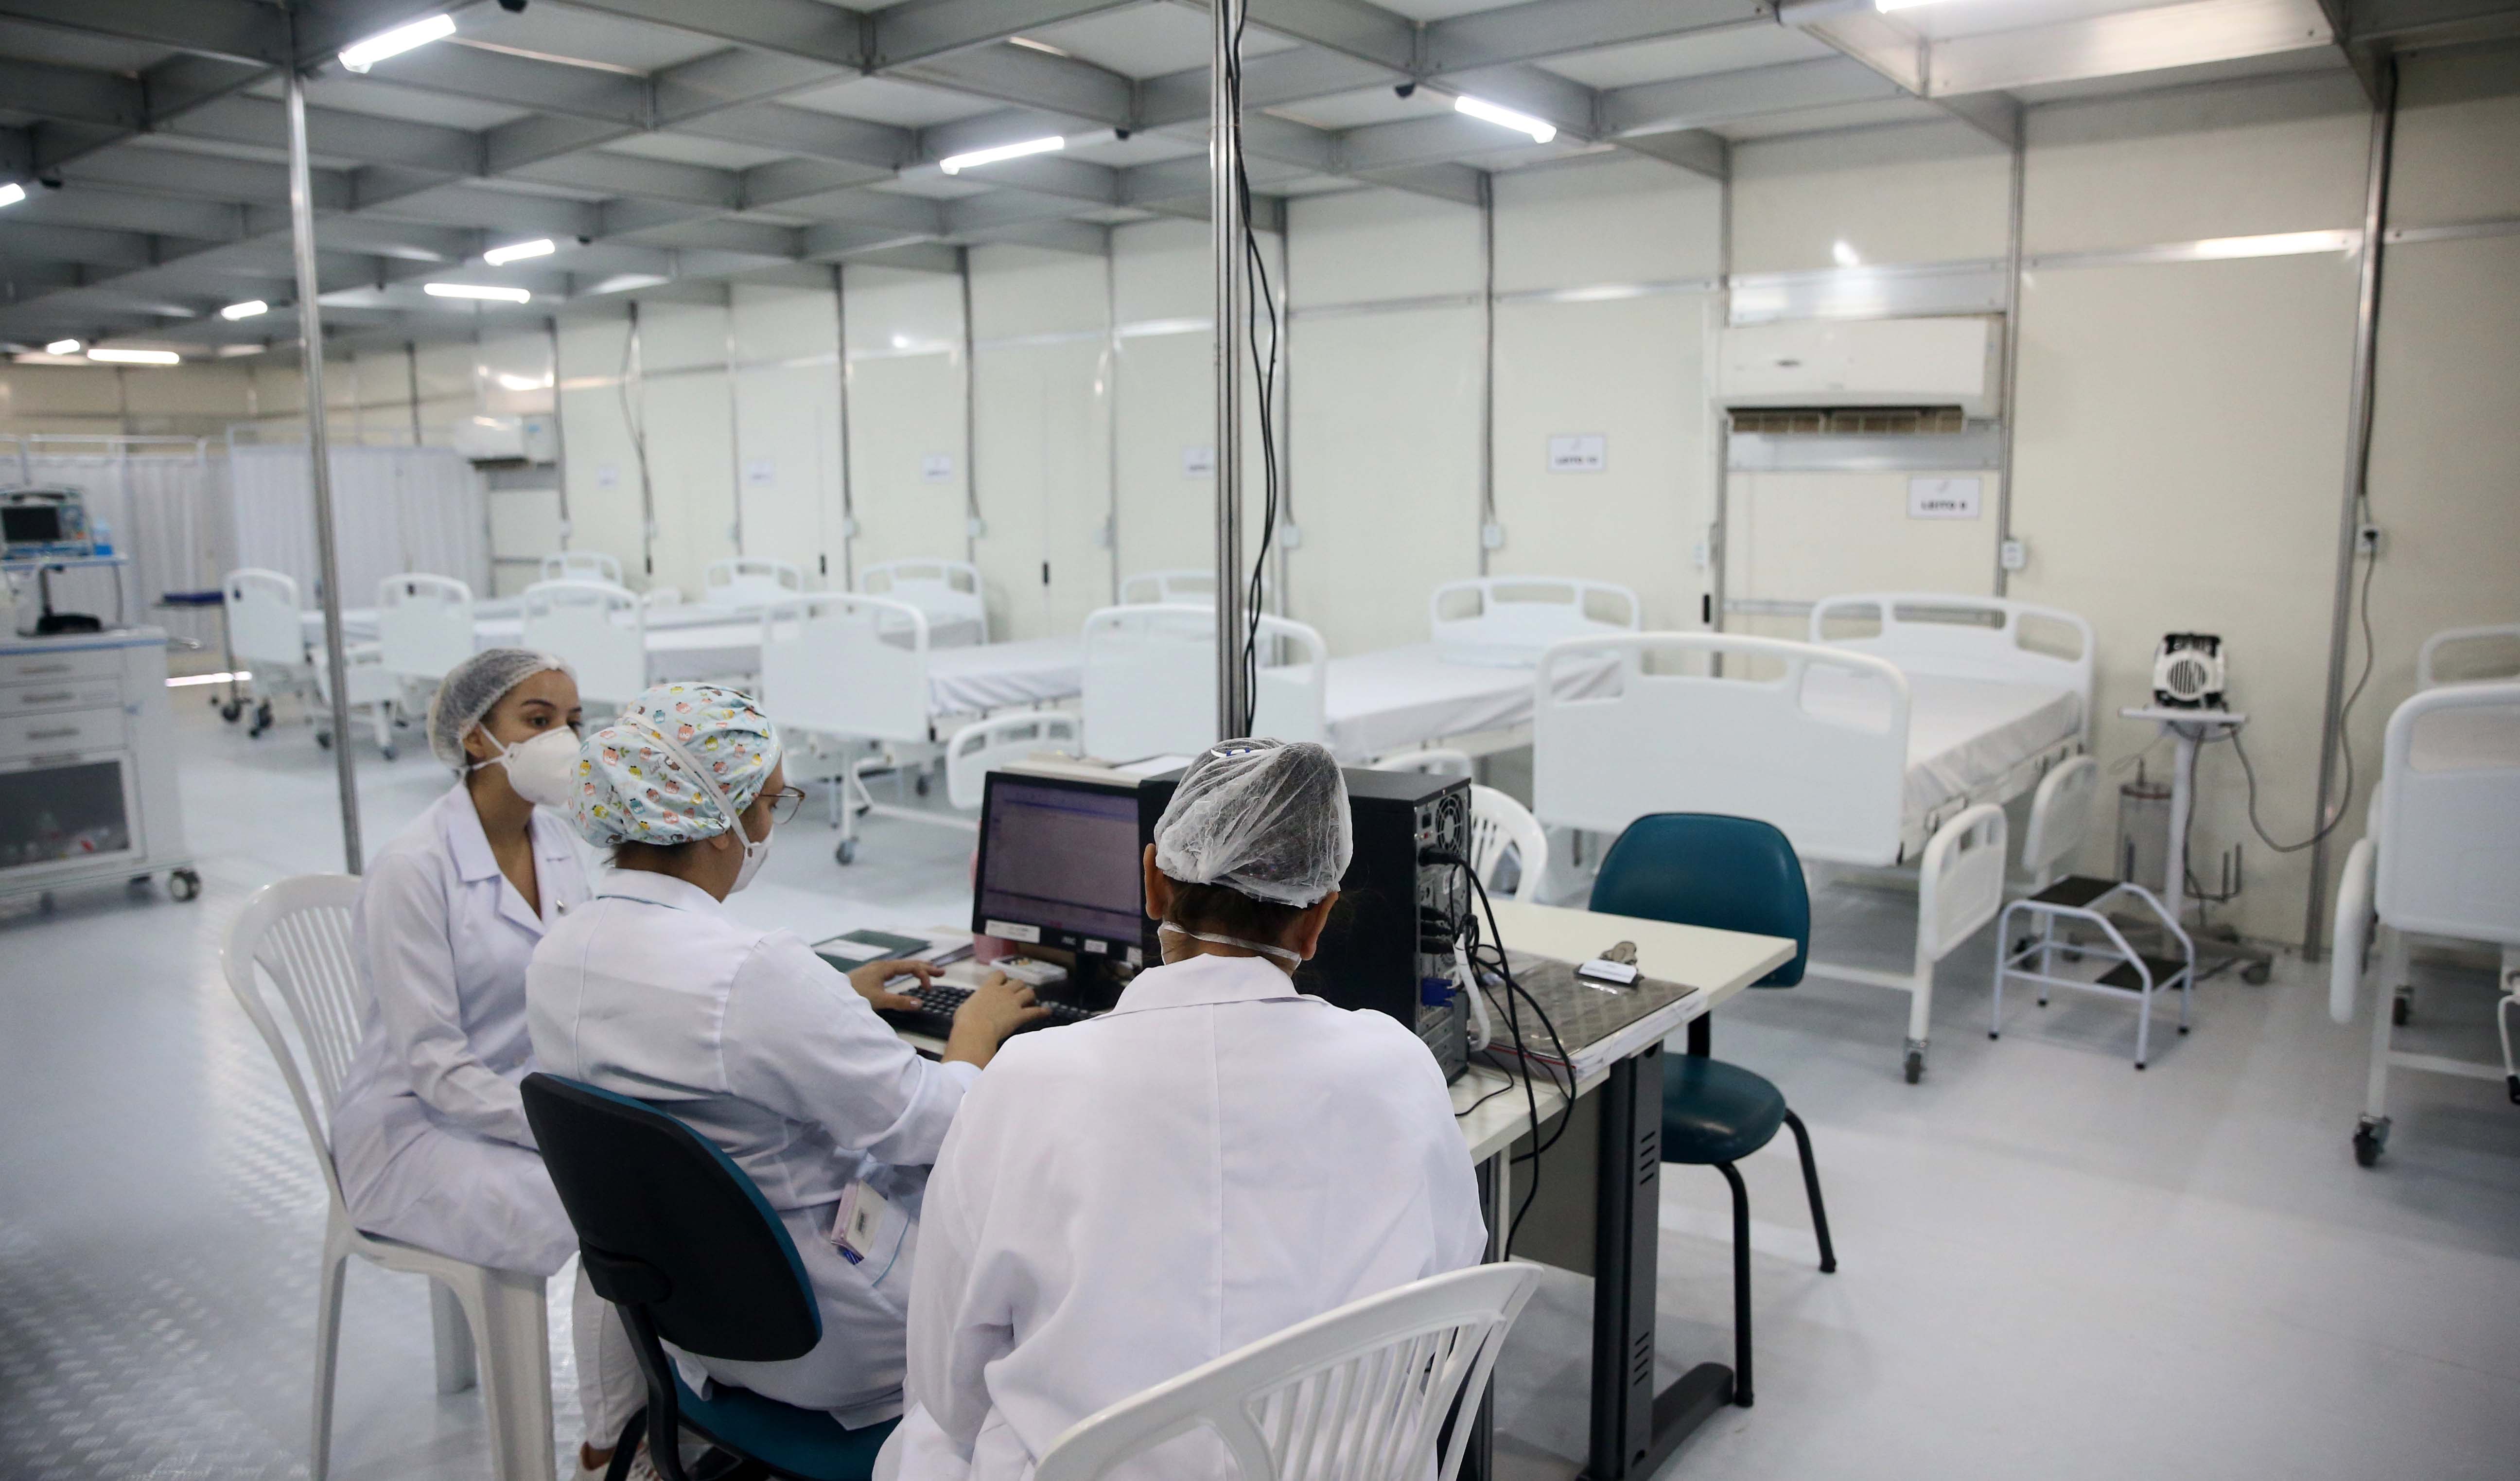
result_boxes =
[887,739,1487,1481]
[526,684,1047,1456]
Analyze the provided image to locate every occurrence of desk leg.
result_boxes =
[1466,1154,1508,1481]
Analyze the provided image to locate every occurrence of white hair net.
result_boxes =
[425,647,573,768]
[1151,738,1352,908]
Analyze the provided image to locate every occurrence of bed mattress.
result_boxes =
[1799,669,2084,830]
[1322,643,1615,762]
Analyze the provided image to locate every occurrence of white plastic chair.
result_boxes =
[377,573,476,683]
[1468,784,1550,904]
[858,558,988,646]
[1034,1263,1539,1481]
[703,557,805,608]
[222,875,555,1481]
[945,711,1083,811]
[1370,748,1475,778]
[522,579,646,708]
[1081,604,1327,762]
[539,550,621,585]
[225,568,402,757]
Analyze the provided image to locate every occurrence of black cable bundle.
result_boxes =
[1220,3,1280,737]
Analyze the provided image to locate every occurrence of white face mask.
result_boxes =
[472,726,579,809]
[1159,922,1302,967]
[729,819,772,894]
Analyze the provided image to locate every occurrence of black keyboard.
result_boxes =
[877,982,1100,1040]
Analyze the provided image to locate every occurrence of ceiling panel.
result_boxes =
[868,175,996,200]
[267,74,533,130]
[1540,27,1834,89]
[1714,96,1946,141]
[1028,5,1295,78]
[1267,86,1455,132]
[1363,0,1531,20]
[0,21,176,73]
[2007,41,2347,103]
[446,5,726,72]
[784,75,1008,127]
[1894,0,2190,42]
[1064,133,1207,167]
[605,135,792,170]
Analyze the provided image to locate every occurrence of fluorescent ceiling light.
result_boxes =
[484,237,556,266]
[340,13,456,73]
[1873,0,1951,9]
[495,372,554,391]
[0,182,24,208]
[939,136,1064,174]
[1832,240,1861,268]
[221,300,270,320]
[425,282,532,303]
[1453,95,1557,144]
[88,347,181,365]
[1006,36,1072,57]
[45,338,80,355]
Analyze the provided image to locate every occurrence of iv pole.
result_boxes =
[1209,0,1250,740]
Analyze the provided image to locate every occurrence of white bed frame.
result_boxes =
[760,594,1080,863]
[2417,621,2520,689]
[520,579,647,708]
[1532,594,2099,1082]
[703,557,806,608]
[225,567,400,757]
[1428,576,1640,667]
[2329,676,2520,1164]
[857,558,988,646]
[376,574,475,685]
[1082,603,1327,762]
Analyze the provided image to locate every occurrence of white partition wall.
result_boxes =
[228,443,489,606]
[846,267,973,574]
[732,280,847,589]
[970,246,1115,641]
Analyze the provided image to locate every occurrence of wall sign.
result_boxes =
[744,458,775,487]
[1182,445,1216,477]
[921,453,955,483]
[1908,476,1982,519]
[595,463,620,490]
[1547,435,1607,473]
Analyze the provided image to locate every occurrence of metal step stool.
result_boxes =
[1993,875,2197,1069]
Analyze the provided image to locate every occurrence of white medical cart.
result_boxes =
[0,627,199,903]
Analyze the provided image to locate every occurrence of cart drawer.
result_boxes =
[0,706,126,759]
[0,647,124,685]
[0,678,122,716]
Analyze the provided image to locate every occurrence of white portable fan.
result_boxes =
[2152,633,2225,709]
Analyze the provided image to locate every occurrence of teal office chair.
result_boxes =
[1591,813,1838,1409]
[520,1074,896,1481]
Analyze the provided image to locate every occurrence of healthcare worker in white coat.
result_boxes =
[329,648,643,1478]
[527,684,1046,1438]
[886,738,1488,1481]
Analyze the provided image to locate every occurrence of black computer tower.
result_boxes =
[1138,767,1471,1079]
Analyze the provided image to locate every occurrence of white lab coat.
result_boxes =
[887,952,1488,1481]
[526,869,980,1427]
[332,782,592,1275]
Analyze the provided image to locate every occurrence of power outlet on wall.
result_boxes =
[1999,538,2029,572]
[1480,522,1506,550]
[2357,523,2385,558]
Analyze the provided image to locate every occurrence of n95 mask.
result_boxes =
[472,727,580,809]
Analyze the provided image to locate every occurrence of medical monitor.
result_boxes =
[972,771,1146,963]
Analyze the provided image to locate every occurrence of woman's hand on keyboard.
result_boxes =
[943,972,1055,1069]
[849,957,936,1013]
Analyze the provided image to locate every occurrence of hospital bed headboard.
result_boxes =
[2374,680,2520,946]
[1430,577,1641,667]
[1533,632,1911,868]
[1810,593,2093,733]
[540,550,622,586]
[760,594,933,747]
[1119,569,1276,608]
[704,558,805,608]
[226,568,308,670]
[2417,623,2520,690]
[857,559,988,645]
[376,573,475,683]
[521,580,645,707]
[1082,604,1326,762]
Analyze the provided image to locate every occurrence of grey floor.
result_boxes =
[3,697,2516,1480]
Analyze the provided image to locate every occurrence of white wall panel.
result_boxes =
[1733,119,2011,273]
[1727,468,1997,621]
[1496,158,1724,290]
[637,363,737,598]
[974,339,1113,639]
[1111,329,1215,587]
[1114,218,1211,321]
[732,283,843,586]
[555,312,650,586]
[2389,42,2520,227]
[1289,189,1482,304]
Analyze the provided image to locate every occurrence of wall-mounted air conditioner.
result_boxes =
[1717,316,2002,419]
[452,414,559,464]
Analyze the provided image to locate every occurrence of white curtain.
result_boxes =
[228,444,490,609]
[12,451,228,655]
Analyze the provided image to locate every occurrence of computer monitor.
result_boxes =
[2,503,64,547]
[972,771,1147,968]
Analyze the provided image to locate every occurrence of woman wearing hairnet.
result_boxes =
[328,647,643,1479]
[527,684,1046,1444]
[885,739,1488,1481]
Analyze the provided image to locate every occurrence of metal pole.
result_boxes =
[545,316,571,544]
[2304,59,2398,958]
[957,246,980,564]
[1707,164,1732,635]
[627,300,656,580]
[1993,130,2027,598]
[404,340,422,446]
[1210,0,1251,740]
[724,299,745,556]
[285,43,363,872]
[832,264,857,588]
[1270,229,1290,617]
[1102,247,1121,604]
[1477,173,1496,579]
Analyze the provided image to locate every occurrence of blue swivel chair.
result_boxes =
[520,1074,895,1481]
[1591,813,1838,1409]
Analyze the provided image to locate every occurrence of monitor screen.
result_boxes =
[2,505,63,545]
[974,774,1144,950]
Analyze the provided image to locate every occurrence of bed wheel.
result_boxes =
[1903,1048,1924,1085]
[2241,960,2271,986]
[835,838,858,865]
[380,743,398,762]
[2352,1121,2386,1167]
[221,699,243,722]
[316,730,333,750]
[2505,1075,2518,1107]
[169,869,202,902]
[914,773,930,797]
[2391,994,2411,1026]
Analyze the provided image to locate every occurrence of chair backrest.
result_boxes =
[858,558,988,645]
[704,557,805,608]
[1429,576,1641,667]
[759,594,934,746]
[2417,623,2520,689]
[1370,748,1474,778]
[521,1074,822,1363]
[2374,680,2520,946]
[1590,813,1810,986]
[522,579,646,706]
[541,550,623,585]
[221,874,368,1210]
[376,573,475,682]
[1035,1263,1540,1481]
[1468,784,1549,904]
[226,567,308,670]
[945,712,1083,810]
[1082,604,1327,762]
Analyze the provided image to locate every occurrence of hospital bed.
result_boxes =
[2328,668,2520,1166]
[857,559,988,648]
[225,568,402,757]
[1531,593,2099,1082]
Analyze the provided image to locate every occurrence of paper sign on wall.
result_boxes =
[1908,476,1981,519]
[921,453,955,483]
[745,458,775,487]
[596,463,620,490]
[1182,445,1216,477]
[1547,435,1607,473]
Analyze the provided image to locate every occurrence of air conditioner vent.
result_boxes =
[1728,406,1968,436]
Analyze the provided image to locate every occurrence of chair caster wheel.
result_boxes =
[2241,961,2271,986]
[1903,1049,1924,1084]
[2352,1124,2386,1167]
[2134,1061,2146,1071]
[221,700,242,722]
[381,745,397,761]
[914,773,930,797]
[2392,995,2411,1026]
[316,730,333,750]
[169,869,202,902]
[1987,1030,1999,1040]
[2036,998,2049,1009]
[2178,1024,2189,1035]
[2506,1074,2518,1107]
[835,839,858,865]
